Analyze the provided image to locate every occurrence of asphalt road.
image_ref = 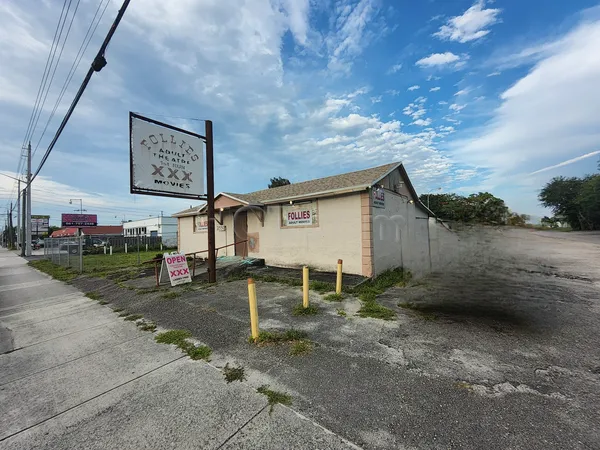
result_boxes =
[70,227,600,449]
[0,249,356,449]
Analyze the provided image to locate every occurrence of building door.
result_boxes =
[234,211,248,257]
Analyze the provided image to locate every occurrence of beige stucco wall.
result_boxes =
[245,193,363,274]
[177,212,235,257]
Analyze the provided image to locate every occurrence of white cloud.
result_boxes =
[415,96,427,103]
[427,75,441,81]
[407,85,420,91]
[487,71,501,77]
[411,118,432,127]
[448,17,600,188]
[387,63,402,74]
[449,103,466,112]
[371,95,382,103]
[386,89,401,96]
[454,88,471,96]
[430,87,441,92]
[438,100,448,105]
[416,52,462,67]
[433,0,501,43]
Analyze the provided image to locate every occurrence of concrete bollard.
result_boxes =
[146,243,148,252]
[110,246,113,256]
[248,278,259,341]
[336,259,343,295]
[303,266,309,308]
[103,246,106,255]
[125,243,128,253]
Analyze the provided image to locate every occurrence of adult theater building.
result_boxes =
[173,162,457,277]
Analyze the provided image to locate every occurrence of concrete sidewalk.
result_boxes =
[0,249,357,449]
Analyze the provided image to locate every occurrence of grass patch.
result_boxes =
[161,291,181,300]
[323,293,344,302]
[182,343,212,361]
[29,260,77,282]
[113,308,124,313]
[138,321,157,332]
[227,271,303,287]
[137,287,160,295]
[257,385,292,413]
[455,381,473,390]
[252,329,308,345]
[292,303,319,316]
[336,309,347,317]
[85,292,102,300]
[98,300,109,305]
[155,329,192,345]
[223,363,246,383]
[118,311,129,317]
[82,251,159,278]
[357,301,395,321]
[289,340,313,356]
[123,314,143,321]
[309,280,335,294]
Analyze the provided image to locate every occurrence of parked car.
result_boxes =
[92,238,106,247]
[59,241,81,254]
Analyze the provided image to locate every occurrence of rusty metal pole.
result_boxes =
[205,120,216,283]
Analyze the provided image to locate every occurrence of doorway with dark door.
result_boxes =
[234,210,248,257]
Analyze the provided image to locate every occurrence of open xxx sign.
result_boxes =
[163,253,192,286]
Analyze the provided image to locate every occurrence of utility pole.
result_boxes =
[17,180,21,251]
[21,187,26,257]
[205,120,216,283]
[25,142,32,256]
[8,203,13,249]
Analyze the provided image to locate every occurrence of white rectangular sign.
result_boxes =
[281,202,318,227]
[373,188,385,208]
[163,252,192,286]
[130,113,204,198]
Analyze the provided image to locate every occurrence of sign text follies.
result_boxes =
[281,202,318,227]
[130,114,205,198]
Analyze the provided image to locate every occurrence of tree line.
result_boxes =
[539,171,600,231]
[418,192,529,225]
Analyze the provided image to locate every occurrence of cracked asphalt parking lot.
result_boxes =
[75,227,600,449]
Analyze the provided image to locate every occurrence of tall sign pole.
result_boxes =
[21,187,26,257]
[26,142,32,257]
[205,120,216,283]
[17,180,21,251]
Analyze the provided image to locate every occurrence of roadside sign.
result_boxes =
[161,252,191,286]
[62,213,98,227]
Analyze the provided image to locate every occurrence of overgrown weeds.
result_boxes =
[357,301,395,320]
[161,291,180,300]
[309,280,335,293]
[137,287,160,295]
[323,293,344,302]
[223,363,246,383]
[85,292,102,300]
[252,329,308,344]
[29,260,76,282]
[292,304,319,316]
[124,314,143,321]
[154,329,211,361]
[138,321,157,332]
[257,385,292,413]
[336,309,347,317]
[289,340,313,356]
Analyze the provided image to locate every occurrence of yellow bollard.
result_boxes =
[248,278,259,340]
[336,259,343,294]
[303,266,309,308]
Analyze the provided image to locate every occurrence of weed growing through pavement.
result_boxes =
[85,292,102,300]
[223,363,246,383]
[357,301,395,320]
[98,300,109,305]
[309,280,335,294]
[113,308,124,313]
[289,340,313,356]
[161,291,180,300]
[323,293,344,302]
[155,329,211,361]
[257,385,292,413]
[292,303,319,316]
[124,314,143,321]
[136,287,160,295]
[138,321,157,332]
[337,309,347,317]
[252,329,308,345]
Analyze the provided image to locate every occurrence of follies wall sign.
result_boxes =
[129,112,205,199]
[281,201,318,227]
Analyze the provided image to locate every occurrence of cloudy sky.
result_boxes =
[1,0,599,226]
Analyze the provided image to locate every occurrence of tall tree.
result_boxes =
[539,176,586,230]
[268,177,291,188]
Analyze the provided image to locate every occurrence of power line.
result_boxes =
[32,0,132,182]
[33,0,110,159]
[29,0,81,150]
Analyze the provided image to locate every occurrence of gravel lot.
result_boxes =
[73,227,600,449]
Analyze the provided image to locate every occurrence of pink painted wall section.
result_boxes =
[215,195,245,210]
[360,191,374,277]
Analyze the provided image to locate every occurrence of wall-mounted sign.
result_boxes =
[281,201,318,227]
[194,215,208,232]
[31,215,50,234]
[162,252,192,286]
[373,188,385,208]
[130,112,205,200]
[61,214,98,227]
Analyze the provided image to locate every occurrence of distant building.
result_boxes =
[173,162,458,277]
[50,226,123,238]
[122,216,178,246]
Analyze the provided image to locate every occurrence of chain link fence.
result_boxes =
[43,236,84,272]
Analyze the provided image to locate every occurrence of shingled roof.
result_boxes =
[173,162,405,216]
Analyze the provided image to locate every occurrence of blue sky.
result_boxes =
[1,0,600,226]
